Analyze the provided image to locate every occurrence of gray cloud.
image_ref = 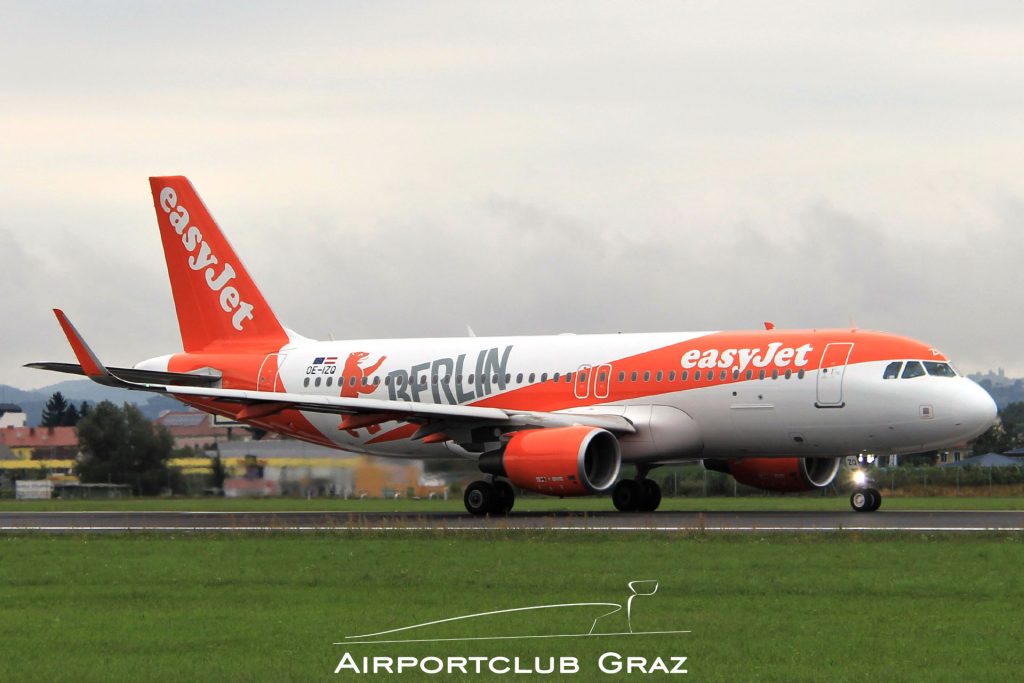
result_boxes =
[2,2,1024,387]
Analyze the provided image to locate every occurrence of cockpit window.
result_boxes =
[901,361,926,379]
[883,361,902,380]
[924,361,957,377]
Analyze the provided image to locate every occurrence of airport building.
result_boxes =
[212,440,449,499]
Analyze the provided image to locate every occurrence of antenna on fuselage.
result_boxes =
[466,324,477,337]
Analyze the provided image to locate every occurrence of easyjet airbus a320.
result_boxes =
[30,177,997,514]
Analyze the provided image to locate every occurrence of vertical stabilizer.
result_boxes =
[149,176,288,353]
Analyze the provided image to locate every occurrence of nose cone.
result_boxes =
[954,380,998,441]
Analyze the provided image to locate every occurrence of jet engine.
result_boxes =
[703,457,841,493]
[478,426,621,496]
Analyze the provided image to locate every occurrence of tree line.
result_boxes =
[40,391,91,427]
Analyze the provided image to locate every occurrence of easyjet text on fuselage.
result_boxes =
[680,343,814,372]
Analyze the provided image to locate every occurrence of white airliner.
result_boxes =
[30,176,997,515]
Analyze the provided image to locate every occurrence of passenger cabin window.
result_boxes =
[530,373,537,383]
[924,362,957,378]
[618,372,626,382]
[516,373,524,383]
[902,361,926,379]
[681,370,688,381]
[883,361,902,380]
[643,371,651,382]
[656,371,663,382]
[541,373,548,382]
[631,372,638,382]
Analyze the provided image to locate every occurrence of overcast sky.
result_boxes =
[2,2,1023,390]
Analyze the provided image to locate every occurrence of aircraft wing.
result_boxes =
[34,309,636,439]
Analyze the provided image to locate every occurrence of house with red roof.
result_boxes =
[0,426,79,460]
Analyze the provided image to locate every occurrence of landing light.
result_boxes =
[852,470,868,486]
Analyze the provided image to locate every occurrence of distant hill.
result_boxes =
[0,379,180,426]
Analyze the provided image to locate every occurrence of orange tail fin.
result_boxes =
[149,176,288,353]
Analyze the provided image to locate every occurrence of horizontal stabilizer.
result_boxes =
[24,362,221,388]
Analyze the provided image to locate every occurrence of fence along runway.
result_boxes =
[0,510,1022,532]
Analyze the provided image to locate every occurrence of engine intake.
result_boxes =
[703,457,840,493]
[479,426,621,496]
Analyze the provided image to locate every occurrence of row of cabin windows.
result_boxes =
[303,375,382,389]
[882,360,957,380]
[616,368,805,382]
[301,367,808,388]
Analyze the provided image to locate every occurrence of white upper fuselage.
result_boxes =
[140,328,997,464]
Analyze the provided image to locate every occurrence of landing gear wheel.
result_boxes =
[850,487,878,513]
[492,480,515,514]
[612,479,642,512]
[464,481,496,516]
[866,487,882,512]
[638,479,662,512]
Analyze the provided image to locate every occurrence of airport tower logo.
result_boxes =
[332,580,690,676]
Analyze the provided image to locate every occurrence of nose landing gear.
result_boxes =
[850,487,882,512]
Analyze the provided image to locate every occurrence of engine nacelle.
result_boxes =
[703,457,841,493]
[478,426,621,496]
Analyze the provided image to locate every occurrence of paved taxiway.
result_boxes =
[0,510,1021,532]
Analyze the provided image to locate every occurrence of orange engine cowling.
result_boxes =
[703,457,840,493]
[478,426,622,496]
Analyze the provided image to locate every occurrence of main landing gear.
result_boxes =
[850,487,882,512]
[464,479,515,516]
[612,467,662,512]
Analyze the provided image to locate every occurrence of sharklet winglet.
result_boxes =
[51,309,160,391]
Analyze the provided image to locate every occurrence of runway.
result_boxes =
[1,510,1022,532]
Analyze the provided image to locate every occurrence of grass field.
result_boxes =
[0,531,1022,682]
[0,495,1022,512]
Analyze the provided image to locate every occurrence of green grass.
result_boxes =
[0,495,1022,512]
[0,532,1022,681]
